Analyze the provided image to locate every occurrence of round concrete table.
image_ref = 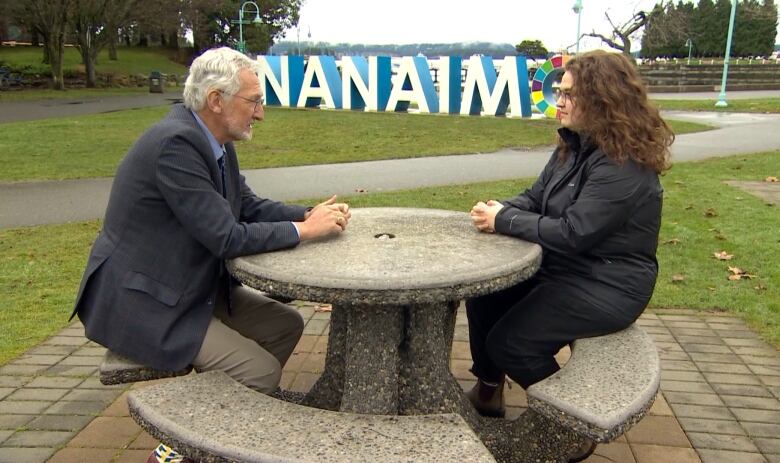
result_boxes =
[229,207,541,417]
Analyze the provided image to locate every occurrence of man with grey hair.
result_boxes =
[71,47,350,463]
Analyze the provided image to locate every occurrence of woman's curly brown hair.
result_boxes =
[559,50,673,173]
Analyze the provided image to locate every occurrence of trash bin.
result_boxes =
[149,71,165,93]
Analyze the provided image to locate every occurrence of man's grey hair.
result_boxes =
[183,47,261,111]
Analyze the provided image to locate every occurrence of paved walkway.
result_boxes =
[2,110,780,228]
[0,306,778,463]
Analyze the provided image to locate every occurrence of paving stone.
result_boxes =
[6,388,69,402]
[711,384,774,398]
[730,408,780,423]
[754,438,780,455]
[742,422,780,438]
[766,454,780,463]
[667,321,710,329]
[44,365,97,377]
[42,400,107,416]
[680,344,733,354]
[637,317,664,326]
[0,447,56,463]
[658,314,701,322]
[650,393,674,416]
[643,326,673,335]
[57,327,85,337]
[704,372,762,385]
[696,449,768,463]
[293,335,318,353]
[25,377,82,389]
[70,346,105,357]
[24,345,78,357]
[689,352,743,364]
[676,335,724,345]
[631,444,701,463]
[670,328,718,337]
[66,417,140,448]
[290,372,318,392]
[0,389,12,401]
[60,389,121,404]
[101,392,130,417]
[664,391,725,406]
[761,376,780,387]
[25,414,94,432]
[42,337,88,347]
[720,395,780,410]
[128,430,158,449]
[714,330,759,339]
[661,370,706,382]
[660,351,692,361]
[0,415,33,430]
[0,401,51,415]
[57,356,101,367]
[697,362,752,374]
[0,377,30,388]
[0,365,48,376]
[625,415,692,446]
[668,403,734,420]
[0,431,11,444]
[687,432,760,452]
[677,417,745,435]
[302,318,328,335]
[114,449,152,463]
[703,316,742,325]
[661,380,716,394]
[589,441,636,462]
[769,386,780,399]
[648,332,675,343]
[47,447,116,463]
[656,341,684,351]
[663,360,698,371]
[723,338,770,348]
[282,351,306,373]
[731,346,779,357]
[450,359,472,380]
[3,429,75,447]
[749,365,780,376]
[13,355,67,366]
[708,323,747,330]
[76,376,125,390]
[741,356,780,367]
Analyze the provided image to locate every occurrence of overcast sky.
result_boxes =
[281,0,780,53]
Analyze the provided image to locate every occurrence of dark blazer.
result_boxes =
[495,128,663,306]
[71,104,307,371]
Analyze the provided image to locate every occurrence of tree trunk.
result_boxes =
[48,36,65,90]
[168,30,178,49]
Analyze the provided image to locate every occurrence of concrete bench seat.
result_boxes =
[99,350,192,385]
[526,324,660,443]
[128,370,496,463]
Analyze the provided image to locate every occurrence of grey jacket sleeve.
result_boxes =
[495,156,651,255]
[155,136,300,259]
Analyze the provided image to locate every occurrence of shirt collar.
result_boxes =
[190,110,225,161]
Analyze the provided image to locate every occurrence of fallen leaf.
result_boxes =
[766,176,778,182]
[663,238,680,245]
[707,287,716,291]
[754,283,767,291]
[314,304,332,312]
[671,274,685,282]
[735,197,743,201]
[354,188,367,193]
[704,208,718,217]
[713,251,734,260]
[728,274,742,281]
[728,266,743,275]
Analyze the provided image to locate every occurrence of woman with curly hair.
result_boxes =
[465,50,673,459]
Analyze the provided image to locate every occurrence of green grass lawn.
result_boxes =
[0,105,711,182]
[653,98,780,113]
[0,46,188,78]
[1,150,777,366]
[0,87,153,101]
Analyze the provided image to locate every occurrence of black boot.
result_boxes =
[465,378,506,418]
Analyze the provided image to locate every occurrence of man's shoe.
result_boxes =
[465,378,506,418]
[147,443,195,463]
[566,438,596,462]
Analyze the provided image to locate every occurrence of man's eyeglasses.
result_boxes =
[553,88,574,105]
[220,91,264,111]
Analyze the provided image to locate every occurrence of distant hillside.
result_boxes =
[269,41,518,58]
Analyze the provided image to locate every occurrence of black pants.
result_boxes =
[466,274,645,389]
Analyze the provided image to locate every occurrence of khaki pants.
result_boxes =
[192,286,304,393]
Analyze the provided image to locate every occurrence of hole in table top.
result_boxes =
[374,233,396,240]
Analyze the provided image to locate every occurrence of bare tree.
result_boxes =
[25,0,71,90]
[72,0,135,86]
[584,11,648,58]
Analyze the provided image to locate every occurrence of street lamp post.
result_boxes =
[573,0,583,54]
[231,1,262,54]
[686,38,693,65]
[716,0,738,107]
